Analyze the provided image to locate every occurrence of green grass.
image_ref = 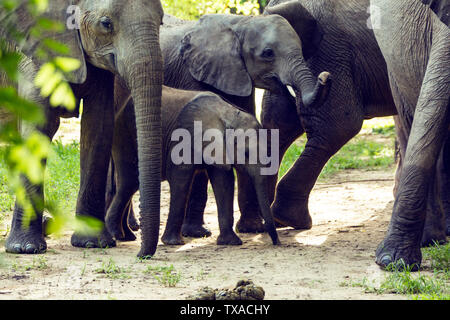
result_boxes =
[95,258,130,279]
[0,140,80,228]
[349,243,450,300]
[144,264,182,287]
[278,118,396,180]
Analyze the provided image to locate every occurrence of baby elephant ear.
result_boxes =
[180,15,253,97]
[20,0,87,84]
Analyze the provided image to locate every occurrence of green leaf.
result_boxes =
[53,57,81,73]
[49,81,76,110]
[0,87,45,124]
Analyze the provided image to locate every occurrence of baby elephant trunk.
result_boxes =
[253,173,280,245]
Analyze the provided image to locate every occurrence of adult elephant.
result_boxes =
[3,0,164,257]
[111,12,331,238]
[261,0,448,269]
[260,0,397,228]
[370,0,449,269]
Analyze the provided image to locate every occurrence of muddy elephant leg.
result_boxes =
[71,66,116,249]
[182,171,212,238]
[162,167,195,245]
[376,48,450,270]
[5,59,61,254]
[207,167,242,245]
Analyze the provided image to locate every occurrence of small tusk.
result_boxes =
[286,85,296,98]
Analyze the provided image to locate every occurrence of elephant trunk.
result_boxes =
[123,26,163,257]
[252,172,280,245]
[287,57,331,110]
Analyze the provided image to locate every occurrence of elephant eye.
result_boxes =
[261,48,275,59]
[100,17,113,32]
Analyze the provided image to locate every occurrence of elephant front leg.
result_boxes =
[208,167,242,245]
[181,171,212,238]
[235,172,265,233]
[71,71,116,249]
[376,56,450,270]
[6,61,61,254]
[162,167,195,245]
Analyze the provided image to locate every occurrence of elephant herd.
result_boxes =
[1,0,449,271]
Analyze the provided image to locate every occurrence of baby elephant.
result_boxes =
[107,86,280,246]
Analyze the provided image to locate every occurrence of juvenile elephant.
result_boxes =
[106,86,280,246]
[370,0,449,269]
[2,0,164,257]
[156,12,330,236]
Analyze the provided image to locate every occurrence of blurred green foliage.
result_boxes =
[162,0,264,20]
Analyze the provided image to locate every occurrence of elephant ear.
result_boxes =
[180,15,253,97]
[264,1,323,60]
[19,0,87,84]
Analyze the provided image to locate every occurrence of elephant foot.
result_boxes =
[182,222,212,238]
[161,232,185,245]
[6,229,47,254]
[115,227,137,242]
[271,198,312,230]
[421,229,447,247]
[217,231,242,245]
[71,228,116,249]
[375,237,422,271]
[105,216,124,241]
[235,217,265,234]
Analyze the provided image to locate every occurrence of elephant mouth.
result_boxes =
[265,75,297,100]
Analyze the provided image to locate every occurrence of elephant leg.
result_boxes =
[376,42,450,270]
[260,90,305,226]
[393,115,408,197]
[207,167,242,245]
[5,111,60,254]
[235,172,265,233]
[162,167,195,245]
[71,66,116,249]
[421,133,449,246]
[5,59,61,254]
[106,99,139,241]
[181,171,212,238]
[441,135,450,236]
[264,86,363,229]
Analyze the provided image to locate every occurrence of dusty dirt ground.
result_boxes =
[0,117,437,300]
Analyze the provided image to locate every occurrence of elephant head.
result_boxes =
[179,13,330,109]
[21,0,164,257]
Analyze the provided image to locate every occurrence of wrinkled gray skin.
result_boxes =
[371,0,449,270]
[160,12,329,236]
[261,0,396,229]
[261,0,448,270]
[106,86,280,246]
[107,12,330,238]
[3,0,164,257]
